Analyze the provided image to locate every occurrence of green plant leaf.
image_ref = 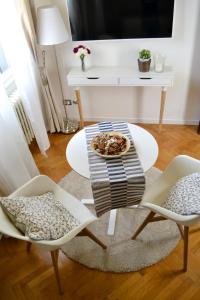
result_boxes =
[139,49,151,59]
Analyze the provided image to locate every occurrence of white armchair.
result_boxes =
[132,155,200,271]
[0,175,106,294]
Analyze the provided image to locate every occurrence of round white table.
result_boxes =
[67,123,158,177]
[66,123,159,235]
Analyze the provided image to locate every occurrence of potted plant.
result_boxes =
[138,49,151,72]
[73,45,91,72]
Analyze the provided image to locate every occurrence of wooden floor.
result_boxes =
[1,124,200,300]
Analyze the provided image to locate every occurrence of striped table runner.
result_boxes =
[85,122,145,217]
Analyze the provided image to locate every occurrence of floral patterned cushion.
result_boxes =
[0,192,80,240]
[162,173,200,215]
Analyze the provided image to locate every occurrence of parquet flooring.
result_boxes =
[1,124,200,300]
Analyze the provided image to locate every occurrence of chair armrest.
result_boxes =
[9,175,58,197]
[142,202,200,226]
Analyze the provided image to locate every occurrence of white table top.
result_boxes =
[66,123,159,178]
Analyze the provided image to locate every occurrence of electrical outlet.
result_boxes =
[63,99,72,105]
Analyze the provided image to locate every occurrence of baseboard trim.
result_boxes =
[84,117,199,125]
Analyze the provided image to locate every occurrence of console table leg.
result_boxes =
[75,88,84,128]
[159,87,167,132]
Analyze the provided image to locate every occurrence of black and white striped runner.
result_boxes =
[85,122,145,217]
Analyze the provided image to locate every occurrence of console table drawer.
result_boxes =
[67,76,118,86]
[119,77,172,86]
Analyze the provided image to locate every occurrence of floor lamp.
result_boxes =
[37,5,79,134]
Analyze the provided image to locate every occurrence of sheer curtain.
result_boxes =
[0,78,39,196]
[0,0,50,154]
[20,0,65,133]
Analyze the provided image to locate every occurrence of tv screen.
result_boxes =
[67,0,174,41]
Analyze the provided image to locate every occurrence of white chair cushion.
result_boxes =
[163,173,200,215]
[0,192,80,240]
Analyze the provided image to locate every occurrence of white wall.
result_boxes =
[185,4,200,123]
[51,0,200,124]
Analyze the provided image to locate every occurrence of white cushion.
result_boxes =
[0,192,80,240]
[162,173,200,215]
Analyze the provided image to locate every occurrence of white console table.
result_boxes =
[67,66,174,131]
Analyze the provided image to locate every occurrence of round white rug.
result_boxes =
[60,168,180,273]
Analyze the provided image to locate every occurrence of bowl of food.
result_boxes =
[91,131,130,158]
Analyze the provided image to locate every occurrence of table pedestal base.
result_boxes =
[82,199,117,235]
[107,209,117,235]
[81,199,142,236]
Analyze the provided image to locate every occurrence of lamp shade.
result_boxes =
[37,5,68,45]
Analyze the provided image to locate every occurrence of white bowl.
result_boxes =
[91,131,130,158]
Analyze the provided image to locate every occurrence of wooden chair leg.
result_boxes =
[177,224,184,239]
[26,242,32,252]
[197,120,200,134]
[183,226,189,272]
[132,211,156,240]
[50,249,64,295]
[78,228,107,249]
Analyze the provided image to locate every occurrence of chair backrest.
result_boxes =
[162,155,200,183]
[143,155,200,206]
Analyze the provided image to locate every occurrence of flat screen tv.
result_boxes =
[67,0,175,41]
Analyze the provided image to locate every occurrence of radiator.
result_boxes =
[9,91,35,145]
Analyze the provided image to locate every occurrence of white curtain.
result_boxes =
[0,0,50,154]
[0,78,39,196]
[20,0,65,133]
